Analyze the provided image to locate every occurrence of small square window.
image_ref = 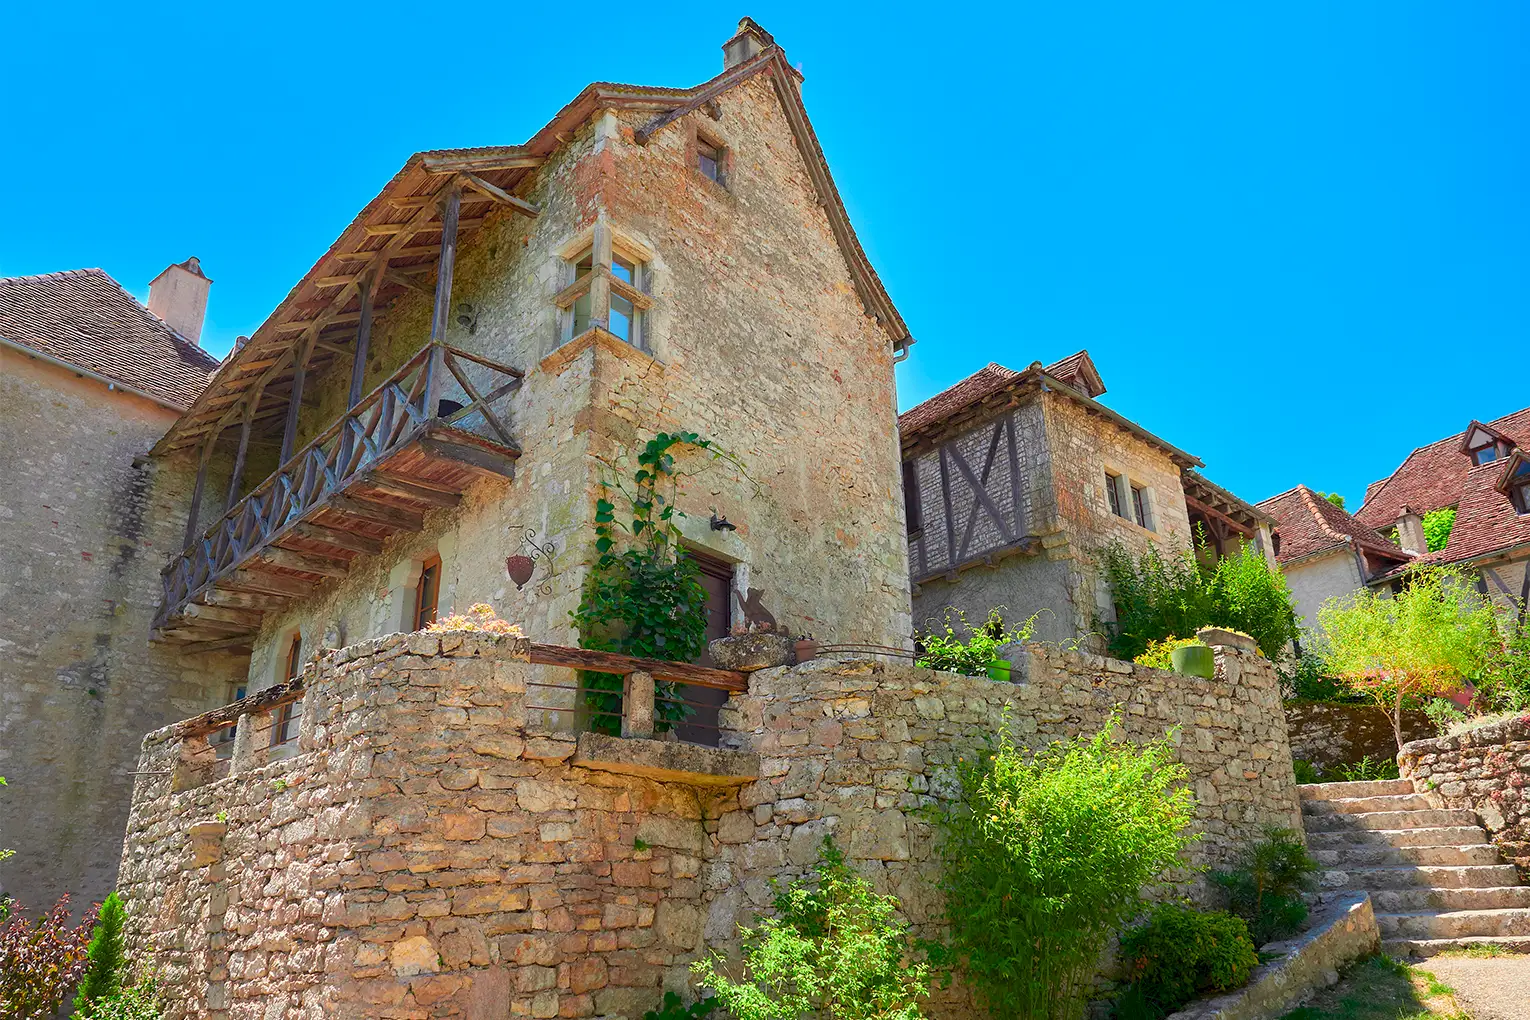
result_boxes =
[698,139,723,184]
[1473,445,1498,466]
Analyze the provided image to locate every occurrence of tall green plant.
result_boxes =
[572,431,748,733]
[915,608,1037,676]
[1318,566,1502,750]
[1422,507,1455,553]
[931,717,1197,1020]
[1102,543,1297,661]
[1209,827,1318,945]
[691,838,929,1020]
[73,892,127,1012]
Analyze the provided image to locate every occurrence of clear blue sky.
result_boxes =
[3,3,1525,508]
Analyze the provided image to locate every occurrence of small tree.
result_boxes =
[691,838,929,1020]
[73,892,127,1012]
[932,717,1197,1020]
[0,896,99,1020]
[1318,566,1501,751]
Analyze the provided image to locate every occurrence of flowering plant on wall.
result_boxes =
[425,603,524,636]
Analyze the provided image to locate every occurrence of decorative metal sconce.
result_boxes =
[455,302,478,335]
[506,525,558,596]
[709,507,737,532]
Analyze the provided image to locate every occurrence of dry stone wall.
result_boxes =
[1399,713,1530,878]
[119,630,1300,1019]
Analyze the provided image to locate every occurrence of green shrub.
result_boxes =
[915,608,1036,676]
[1335,755,1399,782]
[642,991,716,1020]
[1423,697,1468,737]
[0,896,99,1020]
[75,980,161,1020]
[1117,905,1258,1015]
[1291,759,1325,785]
[74,891,127,1012]
[1278,653,1359,704]
[1103,544,1298,662]
[931,716,1197,1019]
[1422,507,1455,553]
[1210,828,1318,945]
[691,837,929,1020]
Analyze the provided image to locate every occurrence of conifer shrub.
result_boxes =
[74,891,127,1012]
[1209,828,1318,945]
[931,717,1197,1019]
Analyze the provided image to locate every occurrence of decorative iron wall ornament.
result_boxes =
[506,525,558,596]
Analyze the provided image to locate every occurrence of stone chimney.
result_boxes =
[147,257,212,344]
[723,17,774,69]
[1395,506,1427,555]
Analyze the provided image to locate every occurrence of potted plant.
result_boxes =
[1171,640,1215,679]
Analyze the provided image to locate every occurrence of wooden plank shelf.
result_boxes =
[155,342,522,647]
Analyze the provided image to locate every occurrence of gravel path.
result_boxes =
[1415,956,1530,1020]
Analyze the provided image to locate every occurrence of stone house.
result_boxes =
[1354,408,1530,612]
[899,353,1276,646]
[144,20,911,725]
[0,261,250,913]
[1255,485,1414,639]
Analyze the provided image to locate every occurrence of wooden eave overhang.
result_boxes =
[1182,470,1275,535]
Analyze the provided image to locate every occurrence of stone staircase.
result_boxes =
[1301,779,1530,958]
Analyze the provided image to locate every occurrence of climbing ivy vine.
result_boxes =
[572,432,748,734]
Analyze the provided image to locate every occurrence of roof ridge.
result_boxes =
[1255,484,1306,507]
[0,267,111,287]
[1298,486,1350,545]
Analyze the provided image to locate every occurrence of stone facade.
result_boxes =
[0,354,244,914]
[1399,713,1530,878]
[1284,702,1432,774]
[210,70,908,697]
[118,628,1300,1019]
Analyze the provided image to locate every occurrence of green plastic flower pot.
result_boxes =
[986,658,1012,682]
[1171,644,1215,679]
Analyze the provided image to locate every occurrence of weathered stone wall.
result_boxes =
[1399,713,1530,877]
[119,629,1299,1019]
[1285,701,1432,773]
[0,354,244,915]
[235,70,909,694]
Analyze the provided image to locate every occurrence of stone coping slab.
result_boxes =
[570,732,760,787]
[1166,894,1380,1020]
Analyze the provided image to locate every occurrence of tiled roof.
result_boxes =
[1257,485,1413,566]
[1356,406,1530,572]
[898,362,1022,436]
[1043,350,1106,397]
[0,268,218,409]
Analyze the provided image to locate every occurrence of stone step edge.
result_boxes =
[1382,935,1530,958]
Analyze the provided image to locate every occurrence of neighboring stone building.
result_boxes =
[117,628,1299,1020]
[0,262,248,913]
[1355,408,1530,612]
[144,19,913,712]
[1256,485,1414,638]
[899,353,1275,646]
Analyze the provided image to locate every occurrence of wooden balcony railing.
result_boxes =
[155,342,523,648]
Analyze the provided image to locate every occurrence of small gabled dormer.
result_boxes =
[1461,420,1514,467]
[1498,450,1530,514]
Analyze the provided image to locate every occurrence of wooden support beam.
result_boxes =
[223,402,253,513]
[249,547,352,579]
[383,270,435,298]
[183,603,265,628]
[183,432,218,548]
[349,275,374,409]
[418,435,520,478]
[634,47,775,145]
[339,245,440,262]
[362,473,463,508]
[279,331,318,465]
[423,182,462,418]
[290,522,385,554]
[421,152,544,174]
[364,217,482,238]
[460,172,540,218]
[202,589,293,612]
[175,636,256,656]
[525,643,747,692]
[1184,495,1256,539]
[327,494,426,531]
[217,570,315,598]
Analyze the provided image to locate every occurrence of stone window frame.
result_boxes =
[692,122,732,190]
[415,552,442,630]
[388,536,457,636]
[1102,465,1159,536]
[552,220,657,352]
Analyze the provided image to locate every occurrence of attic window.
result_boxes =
[1511,459,1530,514]
[698,137,725,185]
[1472,443,1499,466]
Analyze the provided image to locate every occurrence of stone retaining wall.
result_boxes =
[119,631,1301,1019]
[1399,713,1530,878]
[1284,702,1431,774]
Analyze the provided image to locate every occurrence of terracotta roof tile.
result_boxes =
[1257,485,1413,566]
[0,268,218,408]
[1356,406,1530,572]
[899,363,1022,436]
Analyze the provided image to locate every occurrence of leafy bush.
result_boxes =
[425,603,523,635]
[915,608,1036,676]
[76,980,161,1020]
[1210,828,1318,945]
[1134,637,1204,671]
[1318,566,1501,749]
[1116,904,1258,1015]
[0,896,99,1020]
[691,837,929,1020]
[1103,544,1298,662]
[74,892,126,1012]
[1478,616,1530,713]
[1278,653,1358,704]
[642,990,716,1020]
[1335,755,1399,782]
[1423,697,1468,737]
[931,717,1197,1019]
[1422,507,1455,553]
[1291,759,1324,785]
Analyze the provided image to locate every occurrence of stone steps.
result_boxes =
[1299,780,1530,957]
[1319,864,1523,890]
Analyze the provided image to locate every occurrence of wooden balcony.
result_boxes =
[154,343,523,650]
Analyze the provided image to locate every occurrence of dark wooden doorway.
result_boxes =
[677,548,734,745]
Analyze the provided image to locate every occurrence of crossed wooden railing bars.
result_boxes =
[155,342,523,632]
